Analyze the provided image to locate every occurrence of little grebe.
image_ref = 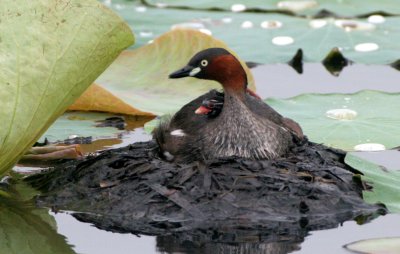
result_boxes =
[154,48,303,162]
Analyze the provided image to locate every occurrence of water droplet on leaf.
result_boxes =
[139,30,153,38]
[277,0,318,12]
[334,20,375,31]
[171,22,205,30]
[354,43,379,52]
[354,143,386,151]
[272,36,294,46]
[261,20,283,29]
[222,17,233,24]
[170,23,210,36]
[241,21,253,29]
[309,19,327,28]
[325,109,357,120]
[368,15,385,24]
[135,6,147,13]
[231,4,246,12]
[199,28,212,36]
[155,2,167,8]
[114,4,125,10]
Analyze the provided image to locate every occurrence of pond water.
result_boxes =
[52,212,400,254]
[252,63,400,98]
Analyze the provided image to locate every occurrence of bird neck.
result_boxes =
[210,55,247,100]
[222,77,247,101]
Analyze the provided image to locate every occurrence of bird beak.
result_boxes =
[195,105,212,115]
[169,65,201,79]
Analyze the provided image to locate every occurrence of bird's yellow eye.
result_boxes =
[201,59,208,67]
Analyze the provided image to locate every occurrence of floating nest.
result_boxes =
[26,137,386,252]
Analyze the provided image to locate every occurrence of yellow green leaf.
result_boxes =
[0,0,134,176]
[68,84,153,116]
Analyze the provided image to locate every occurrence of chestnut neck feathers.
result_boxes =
[206,54,247,99]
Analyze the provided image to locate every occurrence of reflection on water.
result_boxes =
[0,197,75,254]
[0,194,396,254]
[53,212,156,254]
[156,234,301,254]
[150,213,382,254]
[50,211,400,254]
[62,199,382,254]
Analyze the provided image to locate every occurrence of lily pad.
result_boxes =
[39,112,125,143]
[68,84,154,116]
[110,0,400,64]
[345,152,400,212]
[96,29,256,115]
[344,237,400,254]
[143,0,400,16]
[0,0,134,175]
[298,0,400,16]
[267,91,400,151]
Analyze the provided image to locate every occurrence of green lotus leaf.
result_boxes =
[144,0,400,16]
[110,0,400,64]
[38,112,125,143]
[344,237,400,254]
[96,29,256,115]
[345,152,400,212]
[0,0,134,176]
[267,91,400,151]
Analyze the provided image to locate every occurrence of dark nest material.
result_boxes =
[26,138,386,252]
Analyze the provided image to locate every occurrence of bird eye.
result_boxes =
[200,59,208,67]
